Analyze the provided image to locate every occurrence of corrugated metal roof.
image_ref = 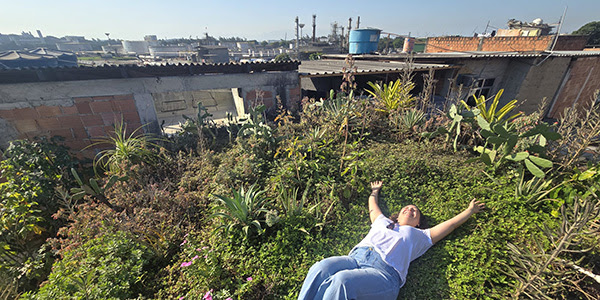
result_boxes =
[299,59,453,77]
[323,50,600,60]
[0,60,300,84]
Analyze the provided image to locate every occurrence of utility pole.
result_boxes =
[356,16,360,29]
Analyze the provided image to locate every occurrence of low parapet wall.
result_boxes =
[0,63,300,156]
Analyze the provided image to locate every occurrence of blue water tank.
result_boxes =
[349,28,382,54]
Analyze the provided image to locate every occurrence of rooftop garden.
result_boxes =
[1,58,599,299]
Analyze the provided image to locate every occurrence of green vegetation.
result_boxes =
[573,21,600,46]
[1,67,599,299]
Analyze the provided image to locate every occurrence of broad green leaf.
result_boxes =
[506,152,529,161]
[477,115,491,131]
[488,136,503,147]
[524,158,545,178]
[480,152,492,166]
[504,136,518,156]
[528,156,553,169]
[578,169,597,181]
[492,123,510,138]
[542,130,561,141]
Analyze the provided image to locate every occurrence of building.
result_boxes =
[122,40,150,55]
[149,45,192,58]
[0,61,301,153]
[322,50,600,119]
[195,46,229,63]
[56,42,93,52]
[425,35,589,53]
[0,48,77,69]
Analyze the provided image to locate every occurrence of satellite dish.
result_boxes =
[532,18,543,25]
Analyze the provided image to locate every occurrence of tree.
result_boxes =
[572,21,600,46]
[274,53,291,62]
[392,37,405,49]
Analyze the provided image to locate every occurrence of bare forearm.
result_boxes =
[430,199,485,244]
[445,207,475,231]
[368,182,383,223]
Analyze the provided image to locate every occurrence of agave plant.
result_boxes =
[211,184,272,238]
[87,121,163,174]
[461,89,522,123]
[397,108,426,130]
[366,79,416,112]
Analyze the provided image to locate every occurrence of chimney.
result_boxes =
[312,14,316,42]
[356,16,360,29]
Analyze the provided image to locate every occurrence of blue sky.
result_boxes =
[2,0,598,41]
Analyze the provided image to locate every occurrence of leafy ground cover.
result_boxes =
[2,67,599,299]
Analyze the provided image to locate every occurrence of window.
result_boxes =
[471,78,495,99]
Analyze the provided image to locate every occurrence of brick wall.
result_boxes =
[426,37,481,53]
[0,94,141,158]
[549,56,600,118]
[553,35,590,51]
[426,35,588,53]
[480,36,551,52]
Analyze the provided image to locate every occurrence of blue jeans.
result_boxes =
[298,246,402,300]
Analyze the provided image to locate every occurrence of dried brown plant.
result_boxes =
[548,91,600,171]
[506,193,600,299]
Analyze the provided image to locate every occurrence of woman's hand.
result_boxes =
[370,181,383,192]
[468,198,485,214]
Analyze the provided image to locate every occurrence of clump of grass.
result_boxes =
[87,121,163,174]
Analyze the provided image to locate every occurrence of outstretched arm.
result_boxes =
[429,199,485,244]
[368,181,383,223]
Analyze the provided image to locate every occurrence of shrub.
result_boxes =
[23,231,156,299]
[0,138,76,291]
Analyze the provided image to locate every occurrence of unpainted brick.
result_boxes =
[113,94,135,101]
[36,117,62,130]
[71,127,89,139]
[120,111,141,124]
[49,128,74,139]
[82,115,104,127]
[58,115,83,129]
[75,102,93,114]
[73,97,92,103]
[86,126,106,138]
[0,110,15,120]
[13,107,39,119]
[101,112,120,126]
[36,106,62,118]
[111,99,137,112]
[13,119,39,133]
[92,95,114,101]
[60,105,79,115]
[90,101,115,114]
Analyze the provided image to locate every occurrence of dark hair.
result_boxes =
[388,206,428,229]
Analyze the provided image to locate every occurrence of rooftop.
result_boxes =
[323,50,600,61]
[299,59,454,77]
[0,61,300,84]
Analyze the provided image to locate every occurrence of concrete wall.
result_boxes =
[549,56,600,118]
[426,35,588,53]
[0,71,300,154]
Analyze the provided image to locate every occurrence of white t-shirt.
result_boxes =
[353,214,433,286]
